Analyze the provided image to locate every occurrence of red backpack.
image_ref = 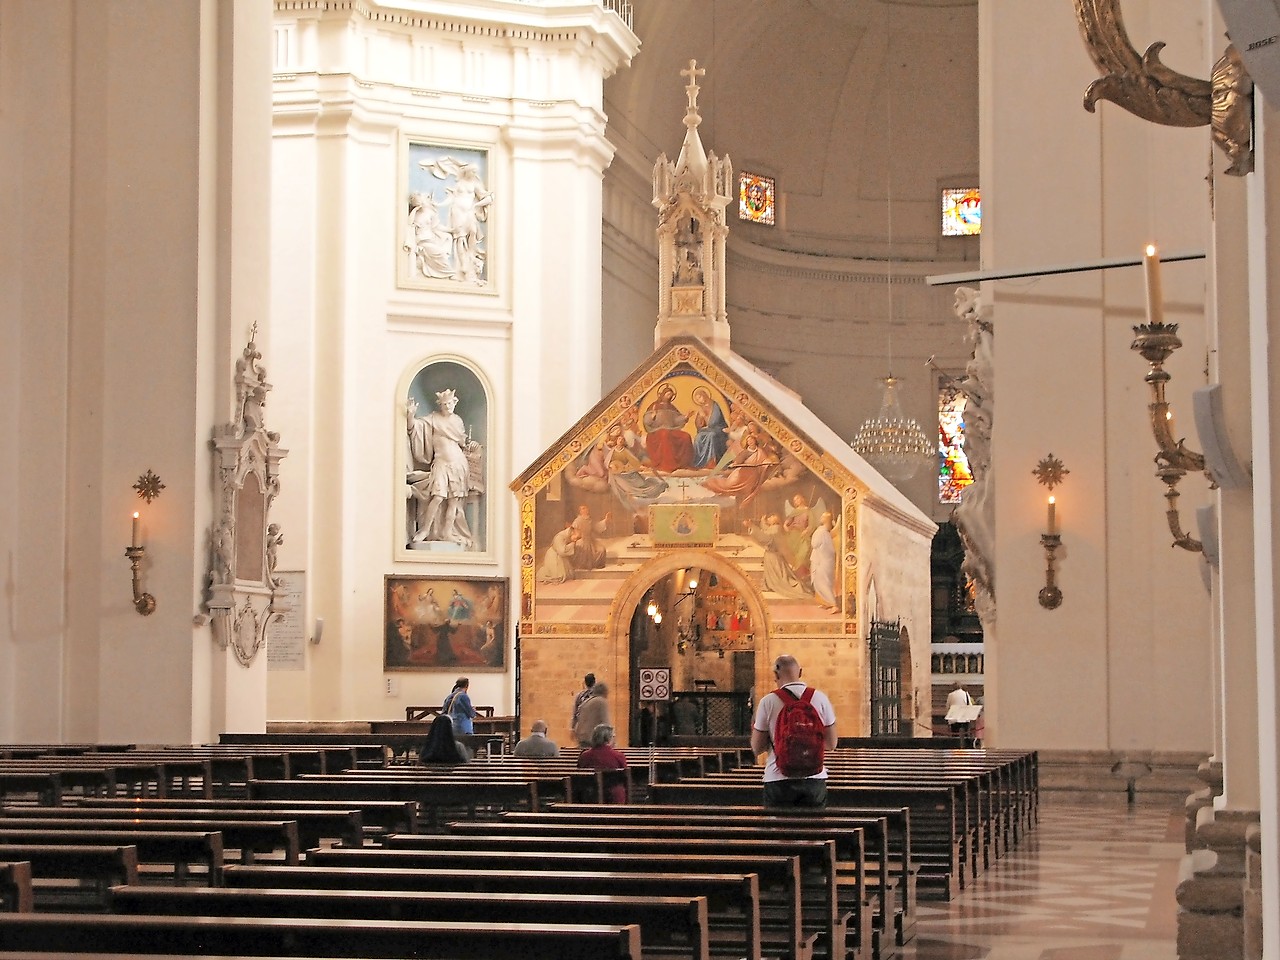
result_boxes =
[771,686,826,778]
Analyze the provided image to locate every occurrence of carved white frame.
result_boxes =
[394,353,496,565]
[206,335,289,666]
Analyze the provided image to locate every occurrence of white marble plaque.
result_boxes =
[267,570,306,671]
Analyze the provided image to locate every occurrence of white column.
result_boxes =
[1247,89,1280,960]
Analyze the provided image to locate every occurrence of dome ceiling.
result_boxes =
[605,0,978,259]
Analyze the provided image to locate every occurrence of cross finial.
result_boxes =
[249,320,259,343]
[680,58,705,113]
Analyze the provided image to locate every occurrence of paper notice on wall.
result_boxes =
[267,571,306,671]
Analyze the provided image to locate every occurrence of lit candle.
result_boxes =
[132,512,140,548]
[1047,496,1057,536]
[1143,244,1163,326]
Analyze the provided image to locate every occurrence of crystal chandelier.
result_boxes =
[851,96,932,487]
[852,375,933,484]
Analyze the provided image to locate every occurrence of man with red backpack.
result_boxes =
[750,654,838,807]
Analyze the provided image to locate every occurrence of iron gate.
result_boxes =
[868,618,903,736]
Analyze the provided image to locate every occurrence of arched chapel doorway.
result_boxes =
[608,551,770,745]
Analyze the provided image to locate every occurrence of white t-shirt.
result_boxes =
[752,682,837,782]
[946,688,972,710]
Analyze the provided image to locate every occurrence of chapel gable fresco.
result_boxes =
[513,338,865,640]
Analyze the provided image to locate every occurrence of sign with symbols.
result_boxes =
[638,667,671,702]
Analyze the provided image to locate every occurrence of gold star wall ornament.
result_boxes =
[134,469,165,503]
[1032,454,1069,491]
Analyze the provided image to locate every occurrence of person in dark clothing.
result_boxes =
[418,713,471,764]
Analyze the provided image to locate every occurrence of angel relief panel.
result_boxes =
[399,142,494,290]
[529,361,848,629]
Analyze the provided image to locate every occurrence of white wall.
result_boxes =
[266,1,637,721]
[0,0,274,743]
[981,0,1213,752]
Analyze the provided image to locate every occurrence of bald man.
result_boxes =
[750,654,837,807]
[513,719,560,758]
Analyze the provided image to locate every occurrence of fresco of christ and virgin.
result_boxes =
[532,366,844,622]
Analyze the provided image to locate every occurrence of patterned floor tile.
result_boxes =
[901,798,1180,960]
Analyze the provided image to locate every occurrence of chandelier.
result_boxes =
[852,375,933,484]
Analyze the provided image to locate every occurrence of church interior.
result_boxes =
[2,0,1279,957]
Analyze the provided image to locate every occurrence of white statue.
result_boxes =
[951,286,995,629]
[420,157,493,285]
[406,388,484,549]
[403,192,453,279]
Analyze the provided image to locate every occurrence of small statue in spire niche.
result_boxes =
[406,387,485,551]
[672,216,704,286]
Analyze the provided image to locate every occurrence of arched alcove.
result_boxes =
[605,550,771,746]
[397,355,492,561]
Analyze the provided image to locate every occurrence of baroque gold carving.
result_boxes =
[1131,321,1205,553]
[1074,0,1253,175]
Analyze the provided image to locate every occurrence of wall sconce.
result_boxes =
[1131,244,1205,553]
[125,470,163,616]
[1033,454,1069,610]
[125,512,156,616]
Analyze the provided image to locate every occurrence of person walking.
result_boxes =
[442,677,477,735]
[570,673,596,740]
[750,654,837,807]
[573,682,612,749]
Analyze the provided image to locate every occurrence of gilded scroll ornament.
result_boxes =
[1074,0,1253,175]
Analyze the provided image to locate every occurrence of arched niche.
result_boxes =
[396,355,493,562]
[605,549,772,746]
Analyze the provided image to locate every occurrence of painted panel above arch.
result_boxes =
[513,338,868,640]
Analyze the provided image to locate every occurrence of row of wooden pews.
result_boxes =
[0,737,1034,960]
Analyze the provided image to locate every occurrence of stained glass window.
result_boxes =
[738,173,775,225]
[941,187,981,236]
[938,379,973,504]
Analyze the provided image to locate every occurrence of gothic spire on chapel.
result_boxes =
[652,59,735,354]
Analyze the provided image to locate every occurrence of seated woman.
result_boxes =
[418,713,472,764]
[575,723,628,803]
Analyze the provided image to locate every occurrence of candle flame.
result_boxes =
[133,512,139,519]
[1048,496,1055,505]
[1146,244,1157,257]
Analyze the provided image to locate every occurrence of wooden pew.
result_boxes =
[0,862,33,913]
[0,816,297,868]
[74,796,416,837]
[109,885,711,960]
[548,802,917,949]
[306,845,812,960]
[0,844,139,909]
[425,824,858,960]
[0,914,643,959]
[511,806,903,955]
[0,829,222,886]
[649,780,962,900]
[224,863,765,960]
[6,803,362,851]
[247,777,547,828]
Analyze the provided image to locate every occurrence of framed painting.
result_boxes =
[399,140,494,291]
[385,575,507,672]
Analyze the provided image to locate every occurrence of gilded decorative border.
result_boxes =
[512,337,869,640]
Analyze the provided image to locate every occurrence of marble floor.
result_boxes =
[902,798,1183,960]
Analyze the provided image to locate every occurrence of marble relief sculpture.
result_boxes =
[406,388,485,550]
[951,287,995,631]
[403,155,494,285]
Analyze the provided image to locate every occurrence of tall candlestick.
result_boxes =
[1047,496,1057,536]
[1143,244,1164,325]
[132,512,140,548]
